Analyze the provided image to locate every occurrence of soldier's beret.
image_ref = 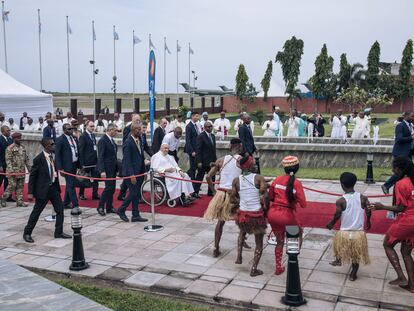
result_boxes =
[11,132,22,139]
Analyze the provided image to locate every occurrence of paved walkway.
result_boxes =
[0,180,412,311]
[0,258,110,311]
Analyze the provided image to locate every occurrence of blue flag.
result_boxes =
[148,50,156,140]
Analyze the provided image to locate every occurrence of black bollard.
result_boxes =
[69,207,89,271]
[365,153,374,184]
[281,225,306,307]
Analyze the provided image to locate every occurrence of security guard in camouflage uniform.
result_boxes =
[1,132,31,207]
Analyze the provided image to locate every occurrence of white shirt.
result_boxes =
[219,155,241,190]
[165,120,175,133]
[340,192,364,231]
[213,118,231,133]
[111,119,124,131]
[239,173,261,212]
[24,123,37,132]
[62,117,75,125]
[7,123,19,131]
[162,132,180,152]
[43,151,57,182]
[64,134,79,162]
[54,120,63,137]
[35,122,47,131]
[262,120,276,137]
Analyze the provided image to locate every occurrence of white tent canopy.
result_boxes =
[0,69,53,124]
[257,79,286,97]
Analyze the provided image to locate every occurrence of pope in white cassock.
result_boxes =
[151,143,194,205]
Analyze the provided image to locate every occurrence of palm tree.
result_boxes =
[349,63,365,87]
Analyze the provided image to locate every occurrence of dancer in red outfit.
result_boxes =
[267,156,307,275]
[370,156,414,293]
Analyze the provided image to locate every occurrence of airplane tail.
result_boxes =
[219,85,231,91]
[180,83,191,91]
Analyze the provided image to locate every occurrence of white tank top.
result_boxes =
[239,173,262,212]
[219,155,242,190]
[340,192,364,231]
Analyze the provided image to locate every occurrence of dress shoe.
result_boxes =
[179,197,190,207]
[54,232,71,239]
[16,201,28,207]
[97,208,106,216]
[191,193,201,199]
[119,214,129,222]
[6,197,16,202]
[23,234,34,243]
[92,195,100,200]
[187,196,197,202]
[131,216,148,222]
[79,195,86,200]
[117,195,125,201]
[106,208,117,214]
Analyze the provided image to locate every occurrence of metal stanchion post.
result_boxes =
[69,207,88,271]
[281,225,306,307]
[365,153,375,184]
[144,169,164,232]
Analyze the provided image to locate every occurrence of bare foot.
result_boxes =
[250,269,263,277]
[243,241,251,249]
[275,267,285,275]
[235,258,242,264]
[329,259,342,266]
[213,248,221,258]
[399,284,414,293]
[389,278,408,286]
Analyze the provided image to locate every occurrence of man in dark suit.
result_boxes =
[19,112,28,130]
[78,120,100,200]
[23,138,71,243]
[43,119,56,142]
[117,123,148,222]
[152,118,167,154]
[55,123,80,209]
[118,114,141,200]
[97,124,118,216]
[0,125,13,200]
[238,113,256,156]
[185,112,200,198]
[382,111,414,193]
[310,113,326,137]
[195,121,216,196]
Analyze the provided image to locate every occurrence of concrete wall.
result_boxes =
[21,133,392,169]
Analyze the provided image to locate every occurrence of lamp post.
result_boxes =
[144,169,164,232]
[365,153,374,184]
[69,207,88,271]
[281,225,306,307]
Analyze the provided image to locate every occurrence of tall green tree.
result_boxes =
[275,36,304,108]
[338,53,351,92]
[398,39,413,99]
[260,61,273,101]
[308,44,336,111]
[235,64,249,101]
[366,41,381,92]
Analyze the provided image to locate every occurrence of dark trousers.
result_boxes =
[99,171,116,211]
[117,177,143,218]
[63,165,79,208]
[119,180,128,198]
[79,167,99,197]
[194,165,215,195]
[24,184,64,235]
[0,168,8,192]
[187,154,197,181]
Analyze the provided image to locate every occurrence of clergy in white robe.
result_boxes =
[285,116,300,137]
[262,117,276,137]
[150,144,194,200]
[23,119,37,132]
[330,113,347,139]
[351,112,370,138]
[213,112,231,139]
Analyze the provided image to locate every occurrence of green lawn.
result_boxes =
[261,166,392,182]
[57,279,225,311]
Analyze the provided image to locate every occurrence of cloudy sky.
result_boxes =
[2,0,414,94]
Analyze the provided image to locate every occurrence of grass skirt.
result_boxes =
[203,190,233,221]
[332,230,370,265]
[236,210,267,235]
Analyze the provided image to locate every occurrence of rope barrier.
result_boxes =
[58,170,147,181]
[302,186,392,198]
[159,173,219,184]
[0,172,27,176]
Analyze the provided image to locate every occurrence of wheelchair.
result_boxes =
[140,174,178,208]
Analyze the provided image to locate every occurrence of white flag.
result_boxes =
[177,42,181,52]
[113,30,119,40]
[2,10,10,22]
[165,42,171,54]
[149,37,156,50]
[93,25,96,41]
[67,23,72,35]
[133,35,141,45]
[189,46,194,55]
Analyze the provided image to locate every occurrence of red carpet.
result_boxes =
[5,185,392,234]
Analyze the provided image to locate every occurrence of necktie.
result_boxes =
[111,138,117,153]
[135,138,141,154]
[48,154,54,184]
[90,133,96,145]
[194,123,199,134]
[208,133,214,145]
[69,135,78,157]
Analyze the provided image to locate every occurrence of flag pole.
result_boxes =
[113,25,116,112]
[66,16,71,105]
[176,40,179,107]
[132,30,135,107]
[188,42,191,105]
[164,37,166,106]
[92,21,96,120]
[2,1,8,73]
[37,9,43,91]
